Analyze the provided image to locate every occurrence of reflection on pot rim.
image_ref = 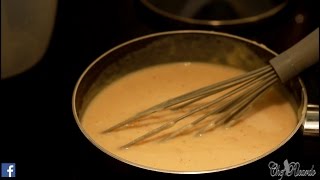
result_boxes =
[140,0,288,26]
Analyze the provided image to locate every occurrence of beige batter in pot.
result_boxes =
[81,62,297,172]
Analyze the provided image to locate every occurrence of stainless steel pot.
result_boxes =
[140,0,288,26]
[72,30,318,174]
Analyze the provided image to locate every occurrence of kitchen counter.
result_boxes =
[1,0,318,178]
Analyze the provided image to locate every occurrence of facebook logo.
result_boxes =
[1,163,16,177]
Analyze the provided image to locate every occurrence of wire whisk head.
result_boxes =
[102,65,279,149]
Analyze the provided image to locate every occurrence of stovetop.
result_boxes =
[1,0,318,178]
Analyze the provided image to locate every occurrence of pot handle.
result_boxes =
[303,104,319,136]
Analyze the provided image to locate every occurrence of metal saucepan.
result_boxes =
[72,30,318,174]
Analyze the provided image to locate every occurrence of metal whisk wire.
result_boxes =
[102,65,278,149]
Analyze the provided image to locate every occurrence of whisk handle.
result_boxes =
[270,28,319,83]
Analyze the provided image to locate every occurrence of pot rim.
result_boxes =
[72,30,308,174]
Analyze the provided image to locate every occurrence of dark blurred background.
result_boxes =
[1,0,318,179]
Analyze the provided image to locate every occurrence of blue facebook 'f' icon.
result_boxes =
[1,163,16,177]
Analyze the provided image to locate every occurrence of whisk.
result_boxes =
[102,28,319,149]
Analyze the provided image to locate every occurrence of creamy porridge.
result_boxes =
[81,62,297,172]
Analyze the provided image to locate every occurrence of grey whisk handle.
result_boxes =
[270,28,319,83]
